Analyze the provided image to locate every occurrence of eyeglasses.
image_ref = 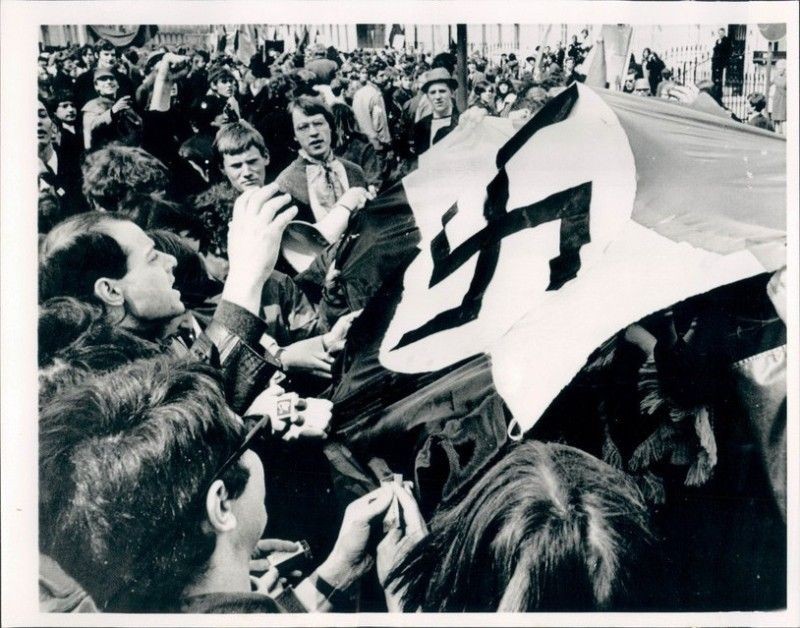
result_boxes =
[208,414,270,485]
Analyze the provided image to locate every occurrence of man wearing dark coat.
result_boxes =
[411,68,459,157]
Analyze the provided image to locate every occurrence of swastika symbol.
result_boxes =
[391,84,591,352]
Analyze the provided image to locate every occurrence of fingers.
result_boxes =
[326,338,346,354]
[256,538,301,554]
[347,485,395,521]
[378,527,403,551]
[291,427,328,440]
[233,184,280,219]
[272,205,298,231]
[256,567,282,594]
[391,484,427,535]
[246,186,287,219]
[249,558,272,573]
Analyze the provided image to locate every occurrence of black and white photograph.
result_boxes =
[1,1,798,625]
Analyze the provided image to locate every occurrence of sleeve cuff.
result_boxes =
[214,300,268,348]
[274,587,308,613]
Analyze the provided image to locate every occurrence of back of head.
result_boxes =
[39,212,128,304]
[93,38,115,55]
[38,297,104,367]
[390,441,651,611]
[82,145,170,212]
[39,357,247,611]
[38,301,161,405]
[330,102,361,145]
[431,52,456,74]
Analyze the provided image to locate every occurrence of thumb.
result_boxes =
[348,486,394,523]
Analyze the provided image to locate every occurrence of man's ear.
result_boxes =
[205,479,238,534]
[94,277,125,308]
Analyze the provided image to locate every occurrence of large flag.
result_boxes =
[330,83,785,445]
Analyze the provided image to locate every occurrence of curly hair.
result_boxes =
[192,181,239,256]
[81,145,169,212]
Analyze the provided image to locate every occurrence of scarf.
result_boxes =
[299,149,348,219]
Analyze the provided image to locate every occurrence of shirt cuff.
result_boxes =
[214,300,268,348]
[274,587,308,613]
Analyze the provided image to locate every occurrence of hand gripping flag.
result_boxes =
[330,83,785,444]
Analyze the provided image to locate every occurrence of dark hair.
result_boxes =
[82,145,170,212]
[117,194,202,239]
[287,95,335,132]
[330,102,366,149]
[39,358,249,611]
[748,92,767,112]
[38,297,161,403]
[93,38,115,54]
[39,212,129,304]
[496,78,516,96]
[123,48,139,65]
[149,229,222,308]
[193,49,210,63]
[472,80,495,98]
[193,182,239,255]
[38,296,104,366]
[389,441,652,611]
[432,52,456,74]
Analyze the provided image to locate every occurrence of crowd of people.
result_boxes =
[36,29,786,614]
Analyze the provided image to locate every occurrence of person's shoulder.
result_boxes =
[337,156,366,181]
[81,97,109,113]
[179,592,282,614]
[276,156,305,180]
[415,113,433,126]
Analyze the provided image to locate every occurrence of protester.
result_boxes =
[39,358,421,612]
[331,102,383,191]
[411,67,459,156]
[276,96,372,243]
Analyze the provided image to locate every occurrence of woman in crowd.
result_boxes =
[494,77,517,117]
[469,79,496,115]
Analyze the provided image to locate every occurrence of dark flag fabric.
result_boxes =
[327,82,785,506]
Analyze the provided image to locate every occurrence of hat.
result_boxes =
[421,67,458,93]
[208,66,235,84]
[94,66,116,81]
